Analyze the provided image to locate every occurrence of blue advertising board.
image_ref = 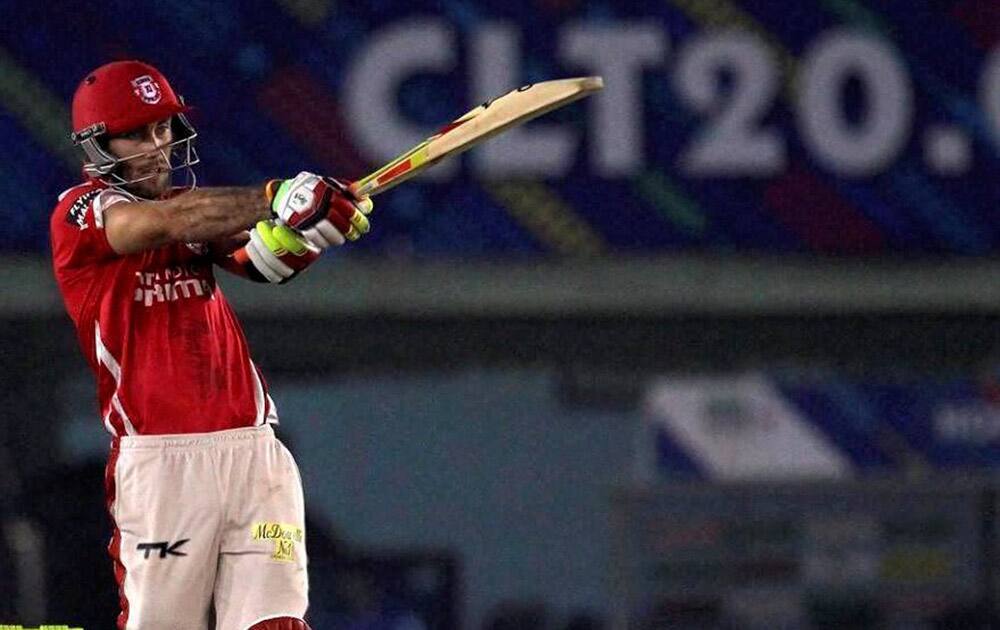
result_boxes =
[3,1,1000,256]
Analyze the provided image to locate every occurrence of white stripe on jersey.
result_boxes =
[247,361,279,425]
[265,393,279,425]
[95,321,137,436]
[93,190,131,229]
[249,359,266,426]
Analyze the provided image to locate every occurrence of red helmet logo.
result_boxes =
[130,75,162,105]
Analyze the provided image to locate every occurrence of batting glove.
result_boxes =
[267,172,374,249]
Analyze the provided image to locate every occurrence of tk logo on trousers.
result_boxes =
[137,538,189,559]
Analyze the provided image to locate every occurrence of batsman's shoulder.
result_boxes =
[52,181,132,233]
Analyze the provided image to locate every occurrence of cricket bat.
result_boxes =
[348,76,604,198]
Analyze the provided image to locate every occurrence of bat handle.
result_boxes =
[347,179,372,199]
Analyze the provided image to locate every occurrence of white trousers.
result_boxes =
[105,425,308,629]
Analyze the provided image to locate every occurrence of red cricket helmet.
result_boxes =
[70,60,199,189]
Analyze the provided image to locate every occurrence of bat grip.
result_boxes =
[346,180,369,199]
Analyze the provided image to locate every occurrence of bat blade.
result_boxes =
[349,76,603,198]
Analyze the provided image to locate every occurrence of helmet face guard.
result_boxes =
[71,111,200,193]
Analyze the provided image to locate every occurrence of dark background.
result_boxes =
[3,1,1000,628]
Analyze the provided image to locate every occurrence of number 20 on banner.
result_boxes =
[675,29,999,178]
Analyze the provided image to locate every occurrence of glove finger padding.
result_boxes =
[329,195,370,241]
[262,220,311,255]
[244,221,321,283]
[302,219,346,249]
[245,230,290,282]
[318,199,355,240]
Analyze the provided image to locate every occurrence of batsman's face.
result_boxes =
[108,118,174,199]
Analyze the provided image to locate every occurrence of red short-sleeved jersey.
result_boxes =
[50,180,278,436]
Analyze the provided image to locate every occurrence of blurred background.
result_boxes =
[3,0,1000,628]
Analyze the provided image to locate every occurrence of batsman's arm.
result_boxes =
[209,231,254,279]
[207,231,252,257]
[103,187,273,255]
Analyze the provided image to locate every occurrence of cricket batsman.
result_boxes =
[49,60,372,629]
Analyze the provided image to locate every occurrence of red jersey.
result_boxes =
[50,180,278,436]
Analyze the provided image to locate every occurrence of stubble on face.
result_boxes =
[107,120,174,199]
[121,163,171,199]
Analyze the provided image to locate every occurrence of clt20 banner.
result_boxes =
[3,0,1000,256]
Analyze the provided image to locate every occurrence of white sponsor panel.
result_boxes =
[934,402,1000,444]
[644,373,849,480]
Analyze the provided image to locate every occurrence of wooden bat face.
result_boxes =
[349,76,603,198]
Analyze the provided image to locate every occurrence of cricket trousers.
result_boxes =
[105,424,308,629]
